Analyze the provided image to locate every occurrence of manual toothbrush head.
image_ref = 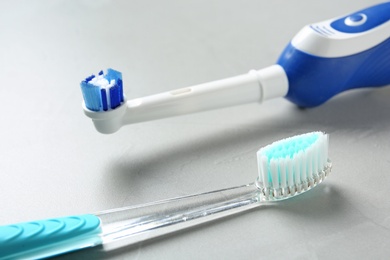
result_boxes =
[256,131,331,200]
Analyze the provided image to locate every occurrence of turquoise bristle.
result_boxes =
[261,133,319,160]
[257,132,329,197]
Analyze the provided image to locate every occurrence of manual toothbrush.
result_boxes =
[0,132,331,259]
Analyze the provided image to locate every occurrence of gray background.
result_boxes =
[1,0,389,259]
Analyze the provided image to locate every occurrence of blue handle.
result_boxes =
[277,1,390,108]
[0,214,102,259]
[331,2,390,33]
[277,38,390,107]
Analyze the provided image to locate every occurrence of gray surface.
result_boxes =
[1,0,390,259]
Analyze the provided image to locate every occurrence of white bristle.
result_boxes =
[257,156,268,186]
[270,159,279,189]
[300,151,307,183]
[256,132,330,199]
[279,159,287,189]
[89,71,113,109]
[317,138,323,172]
[286,158,294,187]
[90,75,109,87]
[293,154,301,184]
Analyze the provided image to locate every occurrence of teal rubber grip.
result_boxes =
[0,214,102,260]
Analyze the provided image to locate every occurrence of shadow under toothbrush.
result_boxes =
[293,86,390,131]
[106,86,390,195]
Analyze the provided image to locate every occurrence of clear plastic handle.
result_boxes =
[97,183,263,248]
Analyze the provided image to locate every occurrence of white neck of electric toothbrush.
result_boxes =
[84,65,288,134]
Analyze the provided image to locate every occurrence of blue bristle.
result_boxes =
[105,68,122,82]
[117,78,124,102]
[80,68,124,112]
[80,81,101,111]
[85,75,95,82]
[109,84,121,109]
[106,68,124,106]
[101,89,108,111]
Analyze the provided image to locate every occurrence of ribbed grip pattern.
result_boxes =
[0,214,102,259]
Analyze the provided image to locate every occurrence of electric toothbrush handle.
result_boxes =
[278,2,390,107]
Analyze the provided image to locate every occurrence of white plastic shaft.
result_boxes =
[83,65,288,134]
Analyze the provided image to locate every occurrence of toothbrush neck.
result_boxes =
[97,183,262,248]
[122,65,288,125]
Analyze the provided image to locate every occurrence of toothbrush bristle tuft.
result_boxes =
[80,68,124,112]
[257,132,331,200]
[85,75,95,82]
